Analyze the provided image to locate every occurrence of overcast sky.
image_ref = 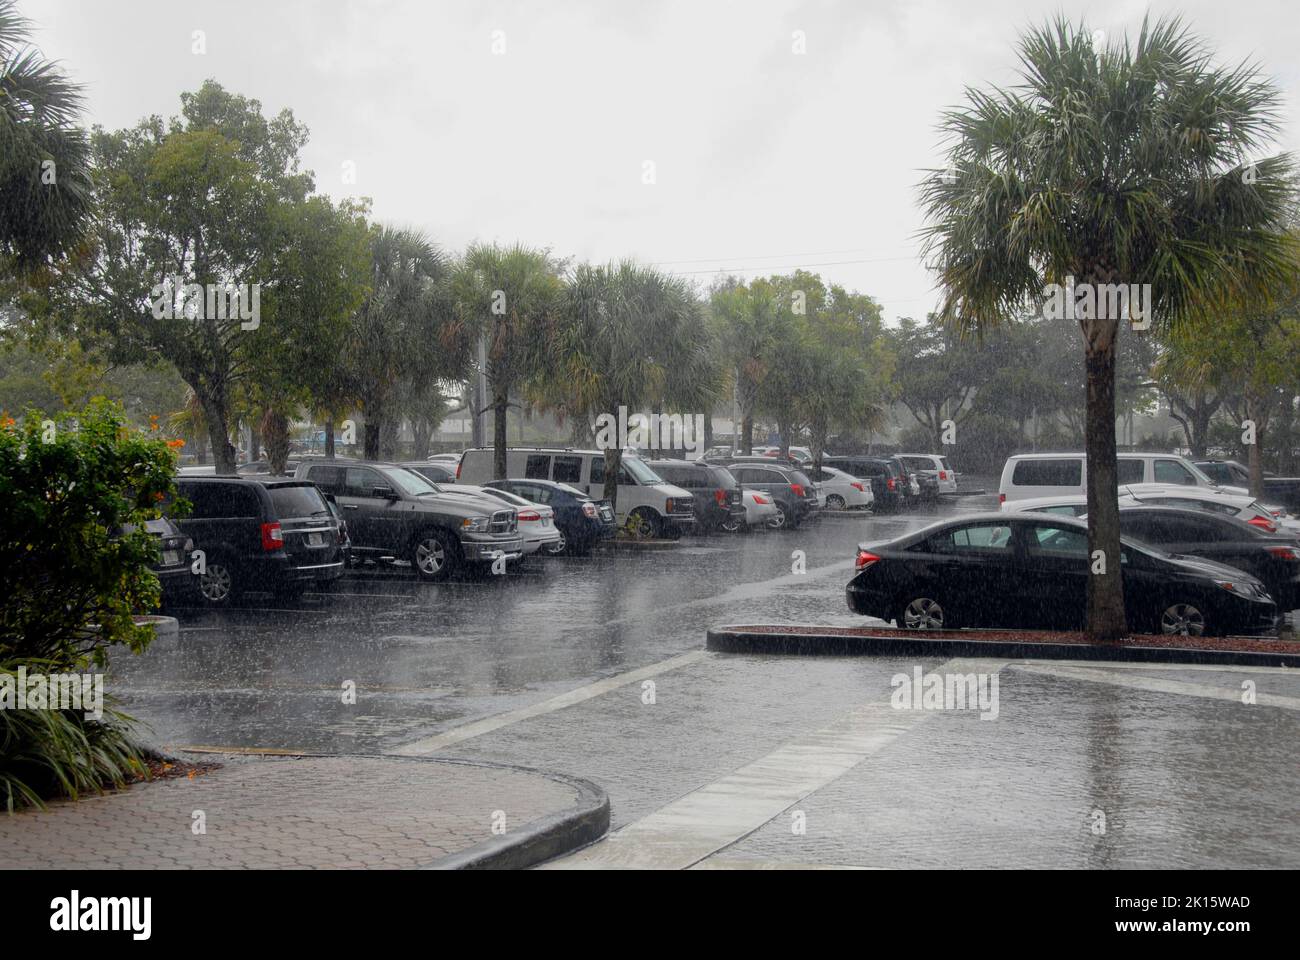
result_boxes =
[20,0,1300,324]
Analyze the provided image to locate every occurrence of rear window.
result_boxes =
[268,484,328,519]
[305,464,345,495]
[709,466,739,489]
[525,454,552,480]
[180,481,261,519]
[1117,459,1145,484]
[1012,459,1082,487]
[553,455,583,484]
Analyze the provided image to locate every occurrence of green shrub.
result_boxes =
[0,399,178,810]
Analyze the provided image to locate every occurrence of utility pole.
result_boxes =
[474,334,487,447]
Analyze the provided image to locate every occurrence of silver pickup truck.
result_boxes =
[293,460,523,580]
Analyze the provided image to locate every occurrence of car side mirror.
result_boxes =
[372,486,398,499]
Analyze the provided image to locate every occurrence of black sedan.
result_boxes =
[1107,506,1300,612]
[845,513,1278,636]
[484,478,616,554]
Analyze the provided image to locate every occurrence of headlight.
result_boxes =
[1214,579,1254,598]
[462,517,490,532]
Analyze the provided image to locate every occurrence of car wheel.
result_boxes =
[627,508,662,539]
[765,505,787,529]
[543,538,566,556]
[1158,601,1206,637]
[899,596,950,630]
[826,494,846,510]
[412,529,459,581]
[719,516,743,533]
[197,558,238,605]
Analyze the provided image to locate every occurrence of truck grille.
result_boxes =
[490,510,517,534]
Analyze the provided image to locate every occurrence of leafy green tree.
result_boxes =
[708,276,785,453]
[0,0,92,272]
[919,16,1297,639]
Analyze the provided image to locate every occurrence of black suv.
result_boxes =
[645,459,746,533]
[173,476,347,605]
[294,461,523,580]
[824,456,905,512]
[726,460,819,529]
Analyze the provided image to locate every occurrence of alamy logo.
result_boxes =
[890,666,999,720]
[1042,275,1150,329]
[593,406,705,459]
[0,666,103,720]
[50,891,151,940]
[149,276,261,330]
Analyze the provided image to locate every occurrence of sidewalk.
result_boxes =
[1,753,608,869]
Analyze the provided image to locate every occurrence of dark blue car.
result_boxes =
[485,479,616,555]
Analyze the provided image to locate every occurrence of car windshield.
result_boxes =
[389,467,440,496]
[623,458,663,484]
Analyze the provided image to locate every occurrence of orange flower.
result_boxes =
[166,438,185,448]
[149,414,160,432]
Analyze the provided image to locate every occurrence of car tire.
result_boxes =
[628,507,662,539]
[1157,601,1208,637]
[826,494,846,510]
[412,528,460,581]
[542,538,566,556]
[719,516,743,533]
[196,555,240,606]
[897,595,954,631]
[765,505,787,529]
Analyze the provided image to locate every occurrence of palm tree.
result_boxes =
[450,243,563,478]
[919,16,1298,640]
[0,0,91,270]
[551,261,697,516]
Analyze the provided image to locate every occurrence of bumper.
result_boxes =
[522,528,564,554]
[845,570,888,617]
[276,559,346,584]
[461,537,525,561]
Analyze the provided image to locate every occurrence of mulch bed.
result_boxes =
[719,624,1298,655]
[126,756,222,785]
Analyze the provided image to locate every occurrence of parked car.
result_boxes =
[1102,506,1300,613]
[137,517,196,604]
[752,445,814,466]
[1002,483,1289,531]
[887,456,925,504]
[806,465,874,510]
[741,488,781,528]
[726,460,819,528]
[823,455,905,512]
[897,454,958,497]
[324,496,352,568]
[644,459,745,532]
[293,461,522,580]
[439,483,563,556]
[404,460,457,483]
[846,513,1278,636]
[456,447,695,538]
[172,476,348,605]
[1194,459,1300,512]
[484,478,617,554]
[998,452,1224,504]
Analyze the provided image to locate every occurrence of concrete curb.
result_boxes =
[166,749,610,870]
[706,626,1300,668]
[595,538,680,550]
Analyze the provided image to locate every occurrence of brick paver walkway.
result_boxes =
[1,755,580,868]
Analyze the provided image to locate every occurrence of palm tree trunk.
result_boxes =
[1083,317,1127,641]
[363,418,382,460]
[493,390,509,479]
[262,409,290,475]
[1246,392,1265,499]
[199,389,236,474]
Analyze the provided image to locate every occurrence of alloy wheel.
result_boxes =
[415,537,446,575]
[903,597,945,630]
[199,563,233,603]
[1160,603,1205,636]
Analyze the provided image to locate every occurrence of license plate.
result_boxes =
[162,550,179,566]
[308,532,324,547]
[541,518,550,526]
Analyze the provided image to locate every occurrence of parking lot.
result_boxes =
[111,493,1300,869]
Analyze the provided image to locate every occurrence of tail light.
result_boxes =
[714,488,727,505]
[790,483,805,497]
[855,549,881,570]
[518,510,541,522]
[1265,545,1300,561]
[456,460,462,479]
[1248,516,1278,533]
[582,502,598,518]
[754,494,770,505]
[850,482,864,492]
[261,521,284,551]
[887,478,896,491]
[999,493,1006,504]
[939,471,947,480]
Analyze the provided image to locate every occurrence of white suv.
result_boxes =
[998,452,1219,504]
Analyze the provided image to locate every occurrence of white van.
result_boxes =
[456,447,696,536]
[998,452,1221,504]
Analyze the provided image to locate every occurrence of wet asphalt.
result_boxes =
[112,493,1300,868]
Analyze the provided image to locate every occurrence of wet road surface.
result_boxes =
[113,495,1300,868]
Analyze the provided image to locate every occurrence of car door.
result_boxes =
[922,520,1017,626]
[339,465,398,552]
[1011,519,1091,629]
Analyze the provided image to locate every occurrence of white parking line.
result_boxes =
[543,658,1008,870]
[1009,662,1300,710]
[389,650,711,755]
